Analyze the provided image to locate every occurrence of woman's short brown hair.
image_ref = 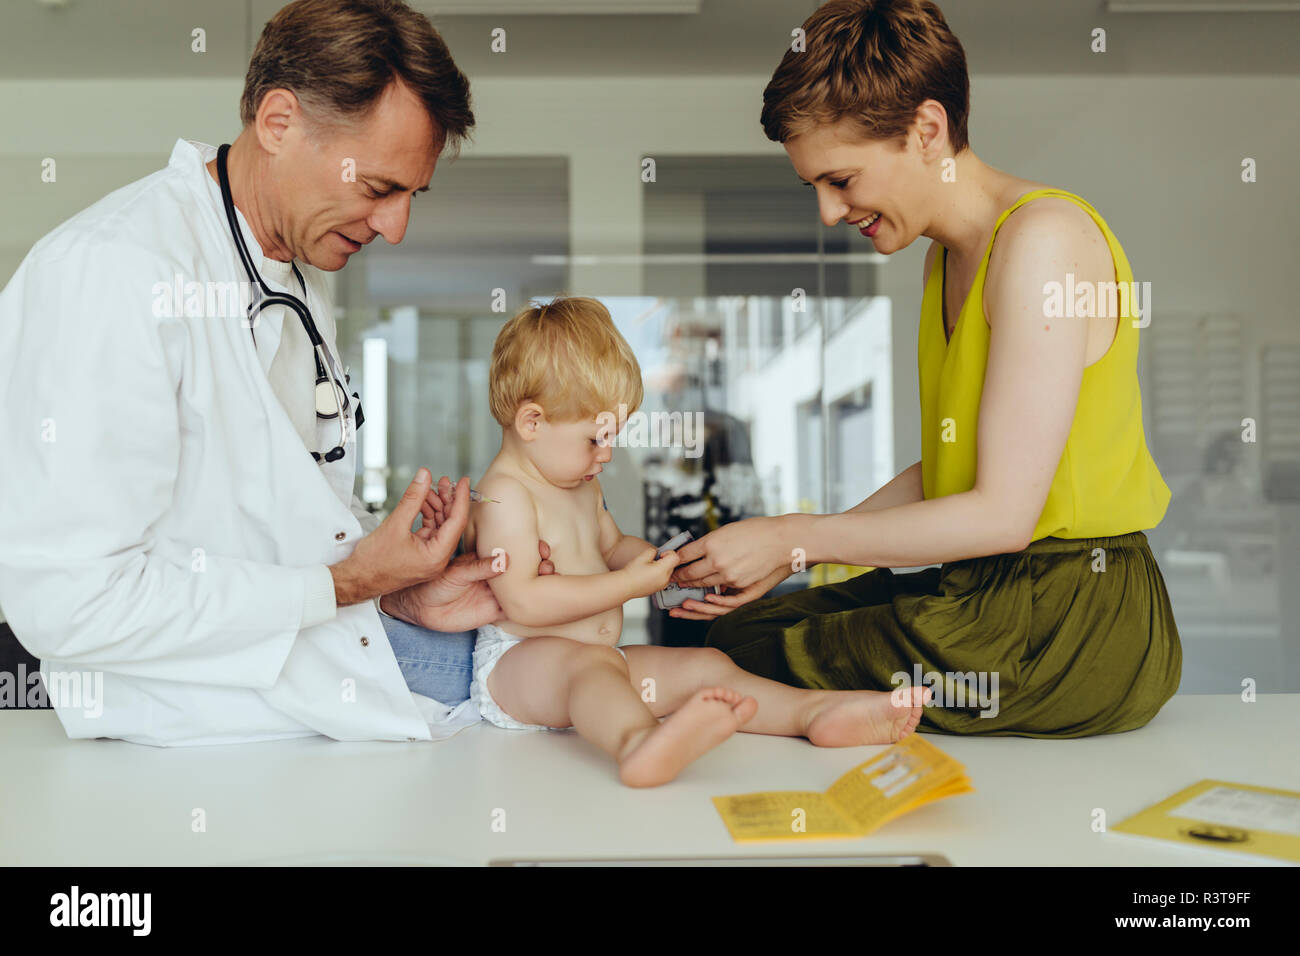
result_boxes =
[240,0,475,157]
[760,0,969,152]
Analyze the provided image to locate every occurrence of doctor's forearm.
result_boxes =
[790,490,1027,569]
[0,556,317,687]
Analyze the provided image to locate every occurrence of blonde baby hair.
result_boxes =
[488,296,644,428]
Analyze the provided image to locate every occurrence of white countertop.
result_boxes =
[1,693,1296,866]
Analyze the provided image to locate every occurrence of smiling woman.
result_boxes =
[670,0,1184,739]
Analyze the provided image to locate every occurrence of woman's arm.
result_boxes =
[667,462,924,620]
[676,202,1114,586]
[795,488,1026,569]
[845,460,924,514]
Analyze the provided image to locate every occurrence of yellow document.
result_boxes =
[1112,779,1300,863]
[712,734,973,843]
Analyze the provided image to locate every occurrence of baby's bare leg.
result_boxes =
[488,637,656,755]
[488,638,756,787]
[620,645,929,746]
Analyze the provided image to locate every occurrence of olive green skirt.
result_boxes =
[705,531,1182,738]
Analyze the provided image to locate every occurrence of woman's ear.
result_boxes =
[514,402,544,441]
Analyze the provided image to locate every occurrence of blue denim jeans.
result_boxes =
[380,615,475,705]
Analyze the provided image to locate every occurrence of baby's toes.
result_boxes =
[733,695,759,723]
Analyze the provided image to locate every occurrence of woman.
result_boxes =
[669,0,1182,738]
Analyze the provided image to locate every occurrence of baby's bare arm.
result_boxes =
[594,478,651,571]
[474,475,642,628]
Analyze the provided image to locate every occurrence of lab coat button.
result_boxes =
[360,636,370,647]
[334,531,346,541]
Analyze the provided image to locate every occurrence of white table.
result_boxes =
[1,694,1295,866]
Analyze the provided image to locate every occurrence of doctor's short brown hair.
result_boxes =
[760,0,970,153]
[240,0,475,157]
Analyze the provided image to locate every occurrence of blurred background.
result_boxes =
[1,0,1297,691]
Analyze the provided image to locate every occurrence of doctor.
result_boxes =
[0,0,551,745]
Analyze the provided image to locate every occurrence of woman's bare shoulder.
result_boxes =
[983,192,1114,326]
[994,189,1107,263]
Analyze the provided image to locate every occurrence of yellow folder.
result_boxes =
[1112,779,1300,863]
[712,735,973,843]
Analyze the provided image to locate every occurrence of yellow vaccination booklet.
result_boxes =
[712,735,973,843]
[1112,779,1300,863]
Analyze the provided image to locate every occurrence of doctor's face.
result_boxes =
[277,79,439,271]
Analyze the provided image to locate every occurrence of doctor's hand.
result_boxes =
[379,540,556,632]
[380,552,498,633]
[331,469,469,606]
[417,474,464,539]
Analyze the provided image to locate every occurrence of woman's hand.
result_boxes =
[671,515,793,591]
[667,565,793,622]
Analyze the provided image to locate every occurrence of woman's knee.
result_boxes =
[704,604,767,650]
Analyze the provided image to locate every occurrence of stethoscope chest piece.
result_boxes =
[315,375,340,419]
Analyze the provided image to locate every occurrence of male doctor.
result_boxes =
[0,0,552,745]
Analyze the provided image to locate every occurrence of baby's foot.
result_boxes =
[805,686,932,747]
[617,687,757,788]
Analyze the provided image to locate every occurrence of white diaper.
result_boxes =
[470,623,628,732]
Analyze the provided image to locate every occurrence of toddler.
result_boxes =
[462,297,929,787]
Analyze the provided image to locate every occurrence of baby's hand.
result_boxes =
[622,545,680,597]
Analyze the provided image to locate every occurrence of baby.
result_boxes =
[463,297,929,787]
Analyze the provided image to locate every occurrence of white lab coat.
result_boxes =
[0,138,479,745]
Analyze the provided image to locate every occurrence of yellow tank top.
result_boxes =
[918,188,1170,541]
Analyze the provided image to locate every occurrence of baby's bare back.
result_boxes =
[466,466,623,645]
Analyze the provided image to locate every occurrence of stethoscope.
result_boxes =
[217,143,363,464]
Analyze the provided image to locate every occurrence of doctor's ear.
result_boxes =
[252,88,301,157]
[513,403,545,441]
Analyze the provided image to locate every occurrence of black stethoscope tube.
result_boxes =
[217,143,360,464]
